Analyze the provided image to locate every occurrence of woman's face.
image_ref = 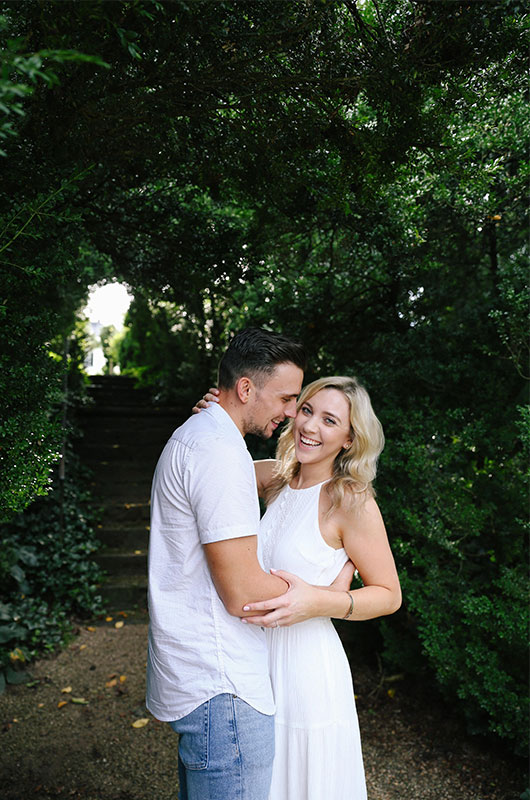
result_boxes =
[293,388,352,467]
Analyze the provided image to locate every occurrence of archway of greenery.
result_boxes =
[0,1,527,752]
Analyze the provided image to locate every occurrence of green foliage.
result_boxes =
[0,11,108,155]
[0,0,527,755]
[118,294,208,406]
[0,448,104,683]
[377,404,528,753]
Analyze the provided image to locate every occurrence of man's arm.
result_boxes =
[204,536,288,617]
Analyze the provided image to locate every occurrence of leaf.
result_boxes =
[71,697,89,705]
[114,621,124,629]
[57,700,68,708]
[6,666,29,685]
[119,675,127,683]
[105,678,117,688]
[9,564,26,583]
[61,686,72,693]
[0,625,17,644]
[86,626,96,632]
[9,648,25,663]
[105,616,113,622]
[132,718,149,728]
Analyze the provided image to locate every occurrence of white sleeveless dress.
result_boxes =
[259,481,367,800]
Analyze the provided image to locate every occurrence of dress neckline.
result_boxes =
[287,478,331,492]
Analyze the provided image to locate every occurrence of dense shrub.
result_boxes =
[0,448,104,691]
[377,404,529,755]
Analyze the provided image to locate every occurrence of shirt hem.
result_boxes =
[146,691,275,722]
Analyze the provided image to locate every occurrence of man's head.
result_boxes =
[217,328,306,438]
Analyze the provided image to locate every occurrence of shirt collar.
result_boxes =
[207,401,244,442]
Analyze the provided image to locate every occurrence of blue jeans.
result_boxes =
[169,693,275,800]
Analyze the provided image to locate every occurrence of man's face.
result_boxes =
[244,362,304,439]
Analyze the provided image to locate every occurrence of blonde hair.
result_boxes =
[265,376,385,517]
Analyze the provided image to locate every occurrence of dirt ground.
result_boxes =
[1,615,527,800]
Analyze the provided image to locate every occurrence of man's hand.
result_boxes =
[192,387,220,414]
[241,569,324,628]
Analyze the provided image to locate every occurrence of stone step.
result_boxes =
[75,442,164,461]
[99,575,148,610]
[89,482,152,501]
[89,375,137,387]
[77,425,177,446]
[88,463,157,483]
[95,526,149,550]
[101,502,151,523]
[80,405,184,419]
[95,551,147,575]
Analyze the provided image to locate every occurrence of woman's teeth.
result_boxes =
[300,434,321,447]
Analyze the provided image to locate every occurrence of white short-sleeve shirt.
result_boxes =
[146,403,274,722]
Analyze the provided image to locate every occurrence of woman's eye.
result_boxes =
[324,418,335,425]
[301,406,311,415]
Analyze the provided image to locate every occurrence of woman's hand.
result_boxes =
[241,569,323,628]
[192,387,220,414]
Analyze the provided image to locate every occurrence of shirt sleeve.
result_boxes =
[185,437,260,545]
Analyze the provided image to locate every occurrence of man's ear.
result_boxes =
[235,376,253,404]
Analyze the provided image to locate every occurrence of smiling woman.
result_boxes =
[242,374,400,800]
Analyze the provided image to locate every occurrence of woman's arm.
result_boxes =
[254,459,279,497]
[337,496,402,619]
[241,497,401,627]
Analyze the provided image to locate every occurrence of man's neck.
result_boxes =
[217,391,246,437]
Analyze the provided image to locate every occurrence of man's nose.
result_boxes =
[285,399,298,418]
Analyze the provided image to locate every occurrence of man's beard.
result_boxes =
[244,415,272,440]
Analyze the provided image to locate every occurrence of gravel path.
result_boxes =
[1,617,526,800]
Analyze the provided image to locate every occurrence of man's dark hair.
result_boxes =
[217,328,307,389]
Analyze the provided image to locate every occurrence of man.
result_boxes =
[146,328,306,800]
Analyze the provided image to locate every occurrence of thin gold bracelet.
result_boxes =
[342,591,354,619]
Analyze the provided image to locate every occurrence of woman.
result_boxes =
[199,376,401,800]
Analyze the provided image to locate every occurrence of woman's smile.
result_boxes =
[293,388,352,467]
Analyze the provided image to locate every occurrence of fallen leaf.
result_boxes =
[132,718,149,728]
[12,718,19,723]
[86,626,96,632]
[61,686,72,694]
[71,697,89,705]
[387,688,396,699]
[134,550,142,555]
[105,616,113,622]
[114,621,124,629]
[57,701,68,708]
[79,645,87,651]
[37,703,44,708]
[119,675,127,684]
[118,611,128,617]
[9,648,25,663]
[106,679,117,688]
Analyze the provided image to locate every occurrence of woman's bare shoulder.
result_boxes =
[336,490,383,531]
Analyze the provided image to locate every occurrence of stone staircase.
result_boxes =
[76,375,186,611]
